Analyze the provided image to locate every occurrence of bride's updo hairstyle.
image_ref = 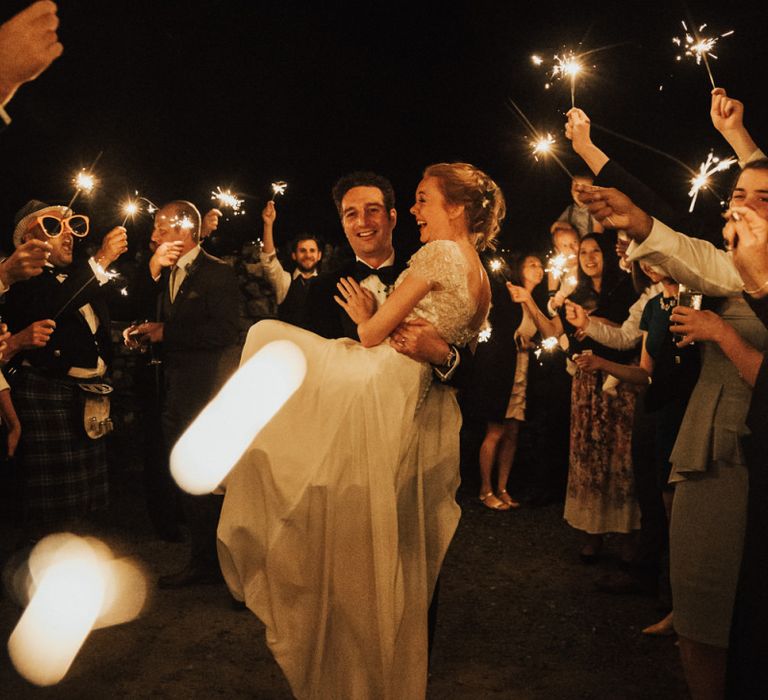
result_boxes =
[423,162,506,251]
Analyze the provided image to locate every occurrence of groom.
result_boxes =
[305,171,462,379]
[304,171,465,654]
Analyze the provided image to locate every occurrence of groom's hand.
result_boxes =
[390,318,450,364]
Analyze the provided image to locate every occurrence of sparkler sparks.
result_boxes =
[73,170,96,194]
[533,50,584,107]
[534,336,561,360]
[478,326,492,343]
[120,200,140,226]
[545,252,575,280]
[688,151,737,212]
[673,21,734,89]
[271,181,288,198]
[531,133,556,160]
[211,187,245,215]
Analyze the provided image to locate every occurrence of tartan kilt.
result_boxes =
[11,370,108,525]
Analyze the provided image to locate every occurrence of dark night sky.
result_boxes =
[1,0,766,260]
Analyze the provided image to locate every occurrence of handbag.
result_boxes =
[78,382,114,439]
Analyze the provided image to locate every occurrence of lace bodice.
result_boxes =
[395,239,482,346]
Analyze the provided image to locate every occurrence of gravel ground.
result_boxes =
[0,460,686,699]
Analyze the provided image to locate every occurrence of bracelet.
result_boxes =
[743,279,768,295]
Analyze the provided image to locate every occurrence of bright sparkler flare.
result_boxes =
[7,534,148,687]
[688,151,737,212]
[553,53,582,79]
[531,133,556,161]
[120,287,128,296]
[170,339,307,494]
[546,252,574,280]
[73,170,96,194]
[122,201,139,218]
[489,259,503,273]
[271,181,288,198]
[541,336,559,351]
[478,326,492,343]
[673,21,734,88]
[211,187,245,215]
[531,54,543,66]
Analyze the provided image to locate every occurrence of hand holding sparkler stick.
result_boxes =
[201,209,222,240]
[723,206,768,297]
[260,200,278,256]
[506,282,532,305]
[565,108,609,175]
[710,88,759,164]
[577,185,653,240]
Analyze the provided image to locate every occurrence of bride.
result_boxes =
[217,162,505,699]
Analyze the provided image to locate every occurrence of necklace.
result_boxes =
[659,296,677,312]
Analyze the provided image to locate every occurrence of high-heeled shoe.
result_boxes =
[642,612,675,637]
[479,491,510,511]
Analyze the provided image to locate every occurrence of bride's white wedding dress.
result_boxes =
[217,239,482,699]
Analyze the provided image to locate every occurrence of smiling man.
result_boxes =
[3,200,127,538]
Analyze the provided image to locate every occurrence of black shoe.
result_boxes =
[158,565,223,589]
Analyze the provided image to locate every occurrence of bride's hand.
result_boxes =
[335,277,377,324]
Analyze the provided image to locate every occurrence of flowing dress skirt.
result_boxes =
[564,368,641,534]
[217,321,462,699]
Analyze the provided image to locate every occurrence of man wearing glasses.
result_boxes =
[2,200,127,539]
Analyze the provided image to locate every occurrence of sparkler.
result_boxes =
[552,51,583,108]
[8,534,148,687]
[488,257,511,282]
[507,99,575,179]
[545,252,574,281]
[271,180,288,199]
[211,186,245,216]
[478,326,492,343]
[120,200,140,227]
[673,21,733,89]
[688,151,737,212]
[170,339,307,494]
[534,336,561,360]
[64,168,98,215]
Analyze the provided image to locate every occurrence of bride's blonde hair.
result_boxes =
[423,162,506,251]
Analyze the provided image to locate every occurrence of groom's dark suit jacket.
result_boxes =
[303,253,472,389]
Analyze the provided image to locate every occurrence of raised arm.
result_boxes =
[566,108,609,176]
[506,283,563,338]
[259,200,291,304]
[710,88,761,165]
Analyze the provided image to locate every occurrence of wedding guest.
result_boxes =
[579,162,768,699]
[260,200,322,327]
[509,233,640,562]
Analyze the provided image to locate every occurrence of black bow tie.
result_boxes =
[351,261,398,286]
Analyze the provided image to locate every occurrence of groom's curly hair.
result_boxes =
[332,171,396,217]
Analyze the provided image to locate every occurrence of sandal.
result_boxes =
[498,489,521,509]
[479,491,510,511]
[642,612,675,637]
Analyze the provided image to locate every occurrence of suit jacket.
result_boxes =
[157,249,243,440]
[4,260,112,374]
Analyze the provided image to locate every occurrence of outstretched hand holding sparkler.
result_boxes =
[723,206,768,297]
[201,209,223,240]
[565,108,609,175]
[577,185,653,240]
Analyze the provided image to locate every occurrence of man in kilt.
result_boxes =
[2,200,127,539]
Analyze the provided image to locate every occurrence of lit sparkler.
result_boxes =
[545,252,576,280]
[211,186,245,215]
[531,54,543,66]
[531,133,556,161]
[478,325,492,343]
[507,99,574,179]
[673,21,734,89]
[534,336,561,360]
[488,257,511,282]
[170,339,307,494]
[688,151,737,212]
[64,168,98,215]
[53,262,120,319]
[271,181,288,199]
[7,534,148,687]
[552,51,583,108]
[120,200,140,227]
